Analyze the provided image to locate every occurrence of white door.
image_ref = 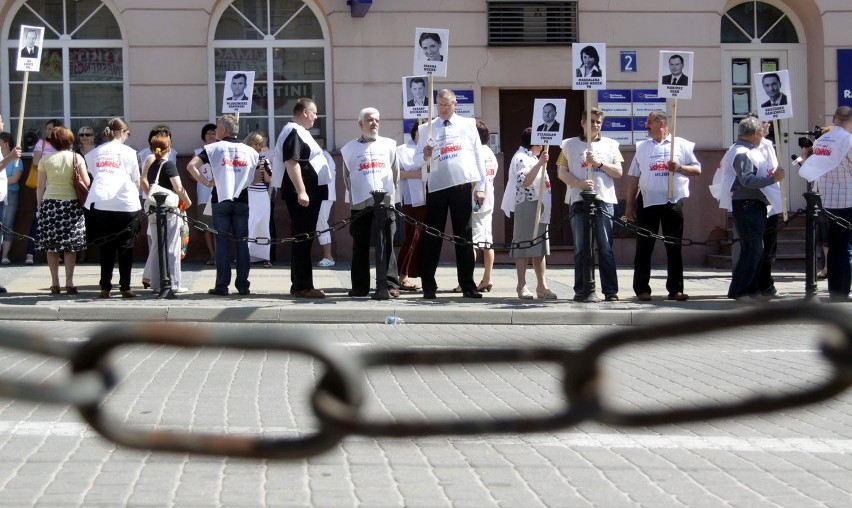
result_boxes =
[722,48,808,210]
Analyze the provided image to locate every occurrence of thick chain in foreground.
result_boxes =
[0,303,850,459]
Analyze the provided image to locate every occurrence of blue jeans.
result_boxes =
[728,199,767,298]
[1,190,17,243]
[212,200,250,293]
[570,201,618,296]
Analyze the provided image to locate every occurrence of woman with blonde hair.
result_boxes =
[141,133,191,295]
[36,126,89,294]
[83,118,142,298]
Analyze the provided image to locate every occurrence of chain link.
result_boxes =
[0,303,849,458]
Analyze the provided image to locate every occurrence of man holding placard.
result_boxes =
[799,106,852,301]
[557,107,623,302]
[416,89,485,299]
[625,110,701,301]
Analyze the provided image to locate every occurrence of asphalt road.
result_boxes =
[0,321,849,507]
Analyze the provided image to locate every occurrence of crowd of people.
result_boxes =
[0,98,849,302]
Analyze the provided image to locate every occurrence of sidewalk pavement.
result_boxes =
[0,260,836,325]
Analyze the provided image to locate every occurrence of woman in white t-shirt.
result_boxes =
[83,118,142,298]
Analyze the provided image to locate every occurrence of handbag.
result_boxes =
[146,160,179,208]
[72,154,89,204]
[25,165,38,189]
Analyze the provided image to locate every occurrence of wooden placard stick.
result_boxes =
[531,145,548,240]
[773,119,787,221]
[667,98,678,199]
[585,90,593,181]
[15,71,30,149]
[422,74,434,184]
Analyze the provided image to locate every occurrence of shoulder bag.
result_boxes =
[73,153,90,204]
[146,160,179,208]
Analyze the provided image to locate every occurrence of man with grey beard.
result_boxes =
[340,107,401,300]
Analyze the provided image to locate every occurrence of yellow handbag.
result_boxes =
[24,163,38,189]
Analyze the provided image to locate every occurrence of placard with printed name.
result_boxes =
[658,51,694,100]
[531,99,566,146]
[16,25,45,72]
[414,28,448,78]
[222,71,255,114]
[756,69,793,121]
[572,43,607,90]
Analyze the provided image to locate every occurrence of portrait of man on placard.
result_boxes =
[755,69,793,121]
[413,27,449,78]
[658,51,695,100]
[222,70,255,114]
[407,77,428,107]
[531,98,566,146]
[16,25,45,71]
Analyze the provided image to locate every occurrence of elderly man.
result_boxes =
[341,107,401,300]
[187,114,259,296]
[724,116,785,301]
[416,89,486,299]
[625,110,701,301]
[557,107,624,302]
[801,106,852,301]
[271,98,332,299]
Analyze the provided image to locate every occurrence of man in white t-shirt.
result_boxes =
[557,107,624,302]
[624,110,701,302]
[341,107,400,300]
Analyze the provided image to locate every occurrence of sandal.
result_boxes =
[452,286,463,293]
[477,282,493,292]
[263,260,272,268]
[517,287,534,300]
[65,286,78,295]
[536,288,558,300]
[399,280,420,291]
[50,285,61,295]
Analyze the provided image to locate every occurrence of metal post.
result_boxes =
[580,190,599,302]
[803,191,821,301]
[370,190,390,300]
[153,193,175,300]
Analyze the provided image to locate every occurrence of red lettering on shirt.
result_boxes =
[649,160,669,172]
[97,160,121,169]
[359,160,387,171]
[813,147,832,156]
[440,143,462,155]
[221,157,249,167]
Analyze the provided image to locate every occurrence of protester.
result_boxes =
[244,131,272,267]
[187,115,259,296]
[271,98,331,299]
[395,120,426,291]
[557,107,623,301]
[28,119,63,265]
[193,123,218,265]
[0,116,21,292]
[73,125,97,262]
[470,120,498,292]
[415,89,486,299]
[500,128,555,300]
[140,133,191,294]
[625,110,701,301]
[340,107,401,299]
[316,150,336,268]
[0,131,23,266]
[83,118,142,298]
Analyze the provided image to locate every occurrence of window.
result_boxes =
[487,0,578,46]
[212,0,329,147]
[4,0,125,151]
[721,1,798,43]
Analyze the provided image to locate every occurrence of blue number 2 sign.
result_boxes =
[620,51,637,73]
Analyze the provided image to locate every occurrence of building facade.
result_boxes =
[1,0,849,264]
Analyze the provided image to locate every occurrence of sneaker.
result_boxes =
[317,258,335,267]
[24,255,34,265]
[1,258,9,265]
[173,287,190,293]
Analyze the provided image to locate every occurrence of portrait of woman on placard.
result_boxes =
[576,45,602,78]
[419,32,444,62]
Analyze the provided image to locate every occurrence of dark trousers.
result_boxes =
[283,195,321,292]
[212,200,250,293]
[632,194,684,296]
[350,208,399,292]
[826,207,852,300]
[729,199,767,298]
[91,208,138,291]
[752,213,778,295]
[420,183,475,293]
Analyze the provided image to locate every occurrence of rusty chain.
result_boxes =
[0,303,849,458]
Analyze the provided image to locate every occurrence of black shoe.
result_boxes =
[423,289,437,299]
[208,288,229,296]
[0,286,7,294]
[348,289,370,297]
[604,294,619,302]
[237,289,250,296]
[462,289,483,299]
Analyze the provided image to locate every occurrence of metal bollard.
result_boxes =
[152,193,175,300]
[370,190,390,300]
[803,191,821,300]
[579,190,599,302]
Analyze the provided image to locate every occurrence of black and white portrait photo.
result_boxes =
[756,69,793,121]
[531,98,566,146]
[222,70,255,114]
[414,28,449,78]
[658,51,695,100]
[16,25,45,72]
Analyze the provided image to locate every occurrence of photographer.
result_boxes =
[796,126,830,278]
[799,106,852,301]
